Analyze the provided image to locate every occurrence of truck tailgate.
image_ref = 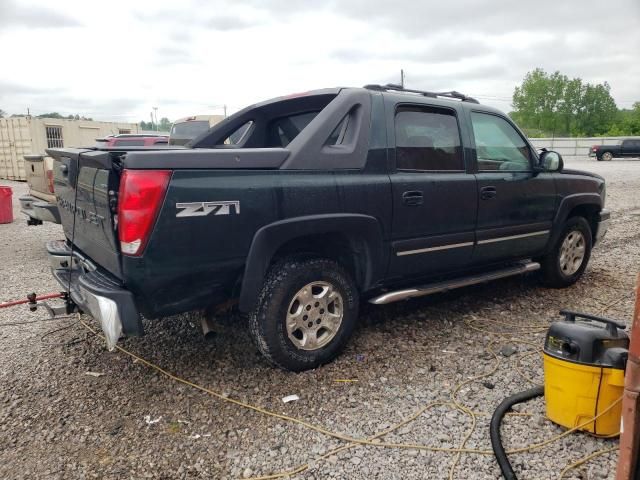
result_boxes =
[48,148,122,278]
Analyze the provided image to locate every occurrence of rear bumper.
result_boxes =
[47,240,142,347]
[594,209,610,245]
[19,195,61,224]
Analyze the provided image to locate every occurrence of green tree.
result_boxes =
[139,118,172,132]
[511,69,623,137]
[36,112,93,120]
[37,112,65,119]
[577,82,618,136]
[158,117,172,131]
[607,102,640,136]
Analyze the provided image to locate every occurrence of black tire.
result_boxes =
[248,257,359,371]
[541,217,592,288]
[601,151,613,161]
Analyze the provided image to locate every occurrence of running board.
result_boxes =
[369,261,540,305]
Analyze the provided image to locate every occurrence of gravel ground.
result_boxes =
[1,157,639,480]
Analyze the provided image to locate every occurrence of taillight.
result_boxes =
[592,145,599,151]
[117,169,171,256]
[46,169,55,194]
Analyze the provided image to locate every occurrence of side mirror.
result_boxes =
[539,150,563,172]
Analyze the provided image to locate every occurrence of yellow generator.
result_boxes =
[543,310,629,436]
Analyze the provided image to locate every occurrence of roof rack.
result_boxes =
[363,83,479,104]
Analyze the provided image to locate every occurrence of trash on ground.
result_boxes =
[84,371,104,377]
[144,415,162,425]
[356,354,366,362]
[334,379,358,383]
[282,394,300,403]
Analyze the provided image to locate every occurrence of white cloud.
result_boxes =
[0,0,638,122]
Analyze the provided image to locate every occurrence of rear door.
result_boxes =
[49,148,122,277]
[622,140,640,157]
[468,110,556,264]
[388,102,477,279]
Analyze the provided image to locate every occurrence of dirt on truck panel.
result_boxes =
[47,85,609,371]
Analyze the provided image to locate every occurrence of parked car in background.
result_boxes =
[97,134,168,147]
[19,134,168,226]
[169,115,224,145]
[47,85,609,371]
[591,139,640,161]
[19,154,60,225]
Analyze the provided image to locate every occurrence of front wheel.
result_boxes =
[540,217,592,288]
[248,258,359,371]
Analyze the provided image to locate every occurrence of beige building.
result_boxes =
[0,116,140,180]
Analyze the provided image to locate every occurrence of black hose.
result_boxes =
[490,385,545,480]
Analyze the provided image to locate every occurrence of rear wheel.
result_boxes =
[248,257,359,371]
[540,217,592,288]
[601,151,613,161]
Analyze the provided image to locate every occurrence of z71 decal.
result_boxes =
[176,201,240,217]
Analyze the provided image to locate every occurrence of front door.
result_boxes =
[389,103,477,280]
[623,140,640,157]
[469,111,556,264]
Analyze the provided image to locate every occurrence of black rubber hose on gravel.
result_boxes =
[490,385,545,480]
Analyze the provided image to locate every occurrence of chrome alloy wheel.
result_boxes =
[285,281,344,351]
[559,230,586,276]
[602,152,613,161]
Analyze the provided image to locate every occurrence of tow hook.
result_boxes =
[26,291,77,317]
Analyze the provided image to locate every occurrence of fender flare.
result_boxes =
[238,214,385,312]
[547,193,602,251]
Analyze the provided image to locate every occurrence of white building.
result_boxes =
[0,116,140,180]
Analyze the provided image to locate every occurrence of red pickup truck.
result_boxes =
[97,134,168,147]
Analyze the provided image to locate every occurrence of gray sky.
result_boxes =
[0,0,638,122]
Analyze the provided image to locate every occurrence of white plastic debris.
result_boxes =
[144,415,162,425]
[282,394,300,403]
[85,371,104,377]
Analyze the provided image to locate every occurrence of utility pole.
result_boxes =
[150,112,154,131]
[401,69,405,89]
[224,104,227,118]
[152,107,159,131]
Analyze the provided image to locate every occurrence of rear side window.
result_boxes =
[471,112,532,171]
[395,106,464,171]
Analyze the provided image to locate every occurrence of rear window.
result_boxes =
[171,121,210,137]
[113,139,145,146]
[266,111,319,147]
[192,92,338,149]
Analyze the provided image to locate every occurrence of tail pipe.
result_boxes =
[616,273,640,480]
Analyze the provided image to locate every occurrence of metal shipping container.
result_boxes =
[0,117,140,180]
